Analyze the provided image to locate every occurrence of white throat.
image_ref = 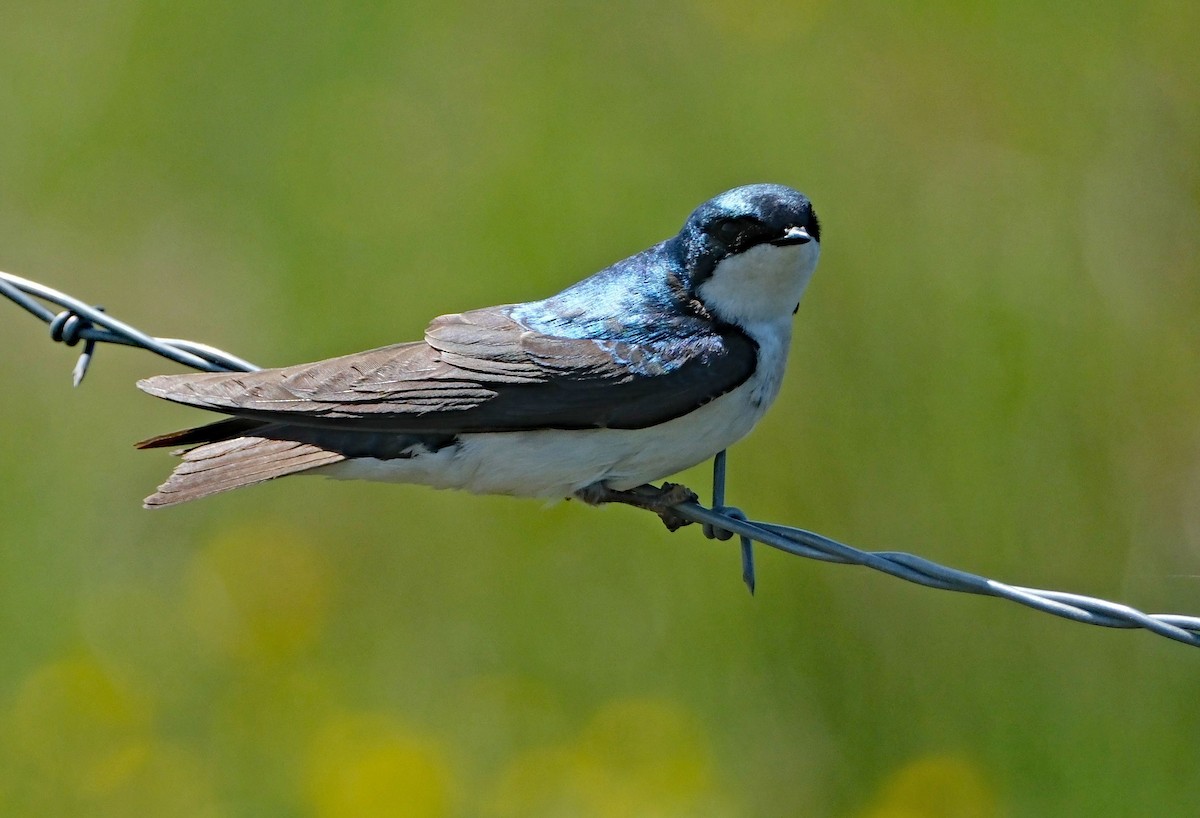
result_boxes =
[696,241,820,326]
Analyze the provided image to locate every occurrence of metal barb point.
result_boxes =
[48,306,105,386]
[741,538,756,595]
[72,339,97,386]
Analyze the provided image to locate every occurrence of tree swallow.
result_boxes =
[137,183,821,524]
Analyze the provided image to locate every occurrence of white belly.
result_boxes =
[320,320,792,499]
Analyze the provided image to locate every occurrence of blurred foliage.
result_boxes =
[1,1,1199,816]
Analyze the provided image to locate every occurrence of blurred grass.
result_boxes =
[1,1,1199,816]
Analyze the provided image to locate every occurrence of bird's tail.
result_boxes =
[135,416,267,450]
[137,419,345,508]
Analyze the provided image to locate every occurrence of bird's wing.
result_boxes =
[137,306,757,432]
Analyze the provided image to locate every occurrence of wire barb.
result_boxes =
[0,271,260,379]
[3,269,1199,647]
[707,450,756,594]
[48,306,104,385]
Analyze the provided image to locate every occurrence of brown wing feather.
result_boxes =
[137,306,757,433]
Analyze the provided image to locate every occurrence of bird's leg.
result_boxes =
[705,450,756,594]
[574,481,698,531]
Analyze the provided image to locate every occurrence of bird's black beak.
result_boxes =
[771,225,813,246]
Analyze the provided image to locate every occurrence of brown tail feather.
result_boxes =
[143,435,345,508]
[136,417,268,450]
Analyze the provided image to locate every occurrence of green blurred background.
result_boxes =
[1,2,1198,815]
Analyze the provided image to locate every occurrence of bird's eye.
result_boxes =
[711,217,764,248]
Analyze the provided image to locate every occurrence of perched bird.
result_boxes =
[137,184,822,525]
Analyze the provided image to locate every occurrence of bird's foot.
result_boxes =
[575,482,698,531]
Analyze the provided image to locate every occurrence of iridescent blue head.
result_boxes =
[676,184,822,326]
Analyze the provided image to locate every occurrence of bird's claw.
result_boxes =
[574,481,698,531]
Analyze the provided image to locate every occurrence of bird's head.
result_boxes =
[677,184,821,326]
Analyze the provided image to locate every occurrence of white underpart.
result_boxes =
[320,240,820,499]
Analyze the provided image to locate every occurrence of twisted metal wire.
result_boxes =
[3,269,1198,648]
[0,270,259,383]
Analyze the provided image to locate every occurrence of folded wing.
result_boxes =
[137,306,757,432]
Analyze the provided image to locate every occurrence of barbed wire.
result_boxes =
[3,268,1199,648]
[0,270,259,383]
